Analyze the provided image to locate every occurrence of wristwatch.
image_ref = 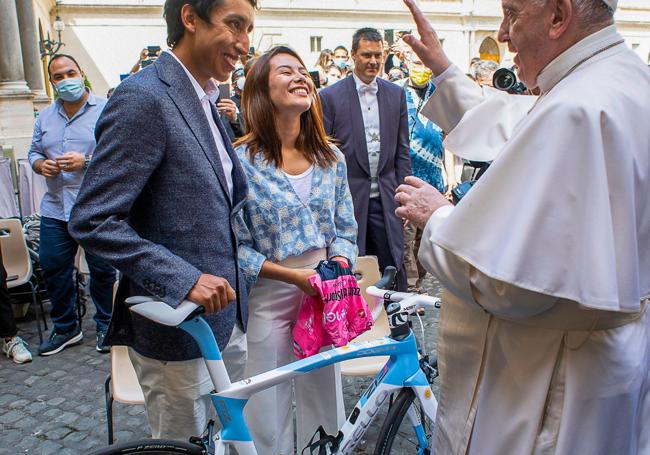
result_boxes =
[83,155,92,171]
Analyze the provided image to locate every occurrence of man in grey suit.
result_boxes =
[69,0,256,440]
[320,28,412,291]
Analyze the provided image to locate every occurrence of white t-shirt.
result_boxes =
[284,165,315,205]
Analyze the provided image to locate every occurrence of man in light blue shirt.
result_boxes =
[28,54,115,356]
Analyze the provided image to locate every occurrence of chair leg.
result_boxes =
[28,282,43,345]
[105,375,114,445]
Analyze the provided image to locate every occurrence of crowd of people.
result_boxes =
[2,0,649,453]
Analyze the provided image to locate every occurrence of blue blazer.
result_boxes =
[69,52,249,361]
[319,76,411,267]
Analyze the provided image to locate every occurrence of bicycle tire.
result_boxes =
[373,388,434,455]
[88,439,207,455]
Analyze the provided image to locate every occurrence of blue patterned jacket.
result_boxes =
[235,144,358,287]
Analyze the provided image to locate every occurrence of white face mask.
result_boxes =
[236,77,246,91]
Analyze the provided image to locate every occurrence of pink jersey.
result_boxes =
[293,262,373,359]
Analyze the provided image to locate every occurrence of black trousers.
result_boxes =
[0,243,17,339]
[365,197,407,291]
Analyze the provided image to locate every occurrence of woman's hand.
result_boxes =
[291,268,318,296]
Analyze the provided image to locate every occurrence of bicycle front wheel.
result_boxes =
[89,439,207,455]
[374,388,434,455]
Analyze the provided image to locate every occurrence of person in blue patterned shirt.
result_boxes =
[234,46,357,454]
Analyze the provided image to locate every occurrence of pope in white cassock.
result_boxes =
[396,0,650,454]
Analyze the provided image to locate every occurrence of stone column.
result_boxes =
[0,0,30,96]
[0,0,36,160]
[15,0,51,108]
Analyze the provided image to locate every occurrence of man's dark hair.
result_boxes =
[47,54,82,78]
[164,0,258,48]
[351,28,383,53]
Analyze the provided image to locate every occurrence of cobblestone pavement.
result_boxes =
[0,276,442,454]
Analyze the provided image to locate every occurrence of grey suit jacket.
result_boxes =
[69,52,249,361]
[319,76,411,266]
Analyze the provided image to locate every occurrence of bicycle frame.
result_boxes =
[176,314,437,455]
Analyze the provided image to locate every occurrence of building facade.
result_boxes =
[2,0,650,159]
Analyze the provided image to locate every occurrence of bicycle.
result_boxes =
[90,267,440,455]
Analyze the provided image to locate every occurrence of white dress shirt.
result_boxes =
[352,72,381,199]
[167,50,233,200]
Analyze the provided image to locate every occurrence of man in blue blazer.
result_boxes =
[320,28,412,291]
[69,0,256,440]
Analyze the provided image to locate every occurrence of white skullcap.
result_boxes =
[603,0,617,11]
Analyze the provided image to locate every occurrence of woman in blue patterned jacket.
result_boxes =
[234,46,358,454]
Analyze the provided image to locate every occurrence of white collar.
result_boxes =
[166,50,220,104]
[536,25,623,94]
[352,71,378,92]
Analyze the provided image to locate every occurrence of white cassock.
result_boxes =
[419,25,650,455]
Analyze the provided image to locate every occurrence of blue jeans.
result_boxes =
[39,216,116,333]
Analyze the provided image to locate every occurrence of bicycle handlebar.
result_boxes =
[125,296,204,327]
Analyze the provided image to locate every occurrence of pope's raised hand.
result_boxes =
[401,0,451,76]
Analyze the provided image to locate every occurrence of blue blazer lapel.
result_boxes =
[158,53,233,206]
[377,79,393,174]
[345,77,371,175]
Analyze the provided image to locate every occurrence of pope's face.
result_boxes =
[498,0,550,88]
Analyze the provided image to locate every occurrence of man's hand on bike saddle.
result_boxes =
[186,273,236,314]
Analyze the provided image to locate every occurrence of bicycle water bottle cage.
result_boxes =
[302,426,342,455]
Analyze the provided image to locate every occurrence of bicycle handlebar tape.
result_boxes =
[374,266,397,290]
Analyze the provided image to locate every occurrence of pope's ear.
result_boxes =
[548,0,574,41]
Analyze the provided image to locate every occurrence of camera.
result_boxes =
[141,45,161,69]
[493,68,528,95]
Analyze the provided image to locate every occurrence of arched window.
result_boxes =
[479,37,500,63]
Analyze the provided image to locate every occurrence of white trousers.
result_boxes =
[244,249,345,455]
[128,323,247,440]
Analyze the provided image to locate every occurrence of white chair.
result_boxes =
[340,256,391,377]
[0,218,47,343]
[104,281,145,444]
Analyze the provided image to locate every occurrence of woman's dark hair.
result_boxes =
[164,0,258,48]
[235,46,337,169]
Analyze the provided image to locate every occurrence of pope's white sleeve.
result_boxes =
[420,64,485,133]
[419,207,559,318]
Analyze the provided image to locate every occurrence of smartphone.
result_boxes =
[218,83,231,100]
[147,45,161,57]
[309,70,321,89]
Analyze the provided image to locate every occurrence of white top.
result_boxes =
[352,71,381,199]
[167,50,233,200]
[283,164,314,205]
[425,25,650,313]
